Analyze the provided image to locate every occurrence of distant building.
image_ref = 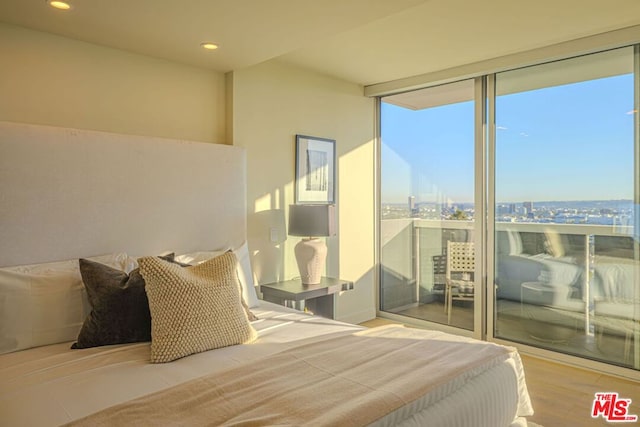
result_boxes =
[408,196,419,217]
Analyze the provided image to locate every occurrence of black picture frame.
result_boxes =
[294,134,335,204]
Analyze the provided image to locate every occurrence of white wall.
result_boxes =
[0,22,377,323]
[0,23,226,143]
[230,60,376,324]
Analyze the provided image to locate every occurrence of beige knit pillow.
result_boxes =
[138,252,257,363]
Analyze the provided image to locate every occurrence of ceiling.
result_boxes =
[1,0,640,87]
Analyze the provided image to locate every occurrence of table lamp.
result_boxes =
[288,204,336,285]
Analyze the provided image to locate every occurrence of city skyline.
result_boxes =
[382,198,635,228]
[383,197,635,206]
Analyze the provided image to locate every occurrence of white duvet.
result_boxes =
[0,302,532,426]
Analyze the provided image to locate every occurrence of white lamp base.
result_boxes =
[294,238,327,285]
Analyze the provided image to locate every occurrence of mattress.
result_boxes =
[0,302,533,426]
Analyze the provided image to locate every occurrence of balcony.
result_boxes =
[380,218,640,370]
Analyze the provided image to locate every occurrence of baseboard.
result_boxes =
[336,307,376,325]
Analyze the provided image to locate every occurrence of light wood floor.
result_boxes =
[359,318,640,427]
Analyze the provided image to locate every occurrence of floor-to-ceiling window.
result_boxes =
[493,47,639,370]
[380,80,478,332]
[378,45,640,373]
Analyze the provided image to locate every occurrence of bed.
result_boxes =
[0,121,533,426]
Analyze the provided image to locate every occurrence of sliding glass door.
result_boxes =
[378,45,640,372]
[492,47,639,370]
[379,80,480,332]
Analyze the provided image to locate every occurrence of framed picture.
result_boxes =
[295,134,335,204]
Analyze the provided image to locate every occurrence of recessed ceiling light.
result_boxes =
[200,42,219,51]
[48,1,72,10]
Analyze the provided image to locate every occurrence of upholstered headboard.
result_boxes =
[0,121,246,267]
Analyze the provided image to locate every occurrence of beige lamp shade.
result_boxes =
[288,205,335,284]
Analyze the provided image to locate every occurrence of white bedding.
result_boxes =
[1,122,533,426]
[0,301,532,427]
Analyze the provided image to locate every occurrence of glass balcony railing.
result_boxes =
[380,218,640,371]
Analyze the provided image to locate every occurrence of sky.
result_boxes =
[381,73,635,205]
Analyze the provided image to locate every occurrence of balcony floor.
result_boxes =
[391,299,473,330]
[384,299,634,369]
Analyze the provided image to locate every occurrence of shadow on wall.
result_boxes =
[248,209,286,286]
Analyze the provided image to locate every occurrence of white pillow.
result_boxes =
[0,253,136,354]
[175,243,259,308]
[174,250,226,266]
[233,243,260,308]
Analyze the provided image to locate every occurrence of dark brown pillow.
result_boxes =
[71,259,152,349]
